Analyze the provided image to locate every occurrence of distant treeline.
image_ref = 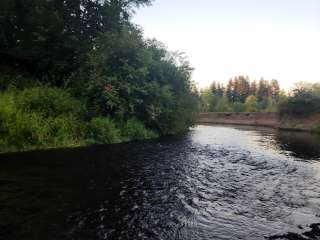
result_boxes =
[200,78,320,133]
[0,0,198,153]
[200,76,283,113]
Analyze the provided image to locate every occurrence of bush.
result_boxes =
[280,82,320,116]
[280,91,320,116]
[245,95,259,112]
[0,88,85,152]
[230,102,246,112]
[49,115,85,147]
[0,71,39,91]
[16,87,83,118]
[120,118,158,142]
[0,110,84,152]
[86,117,121,144]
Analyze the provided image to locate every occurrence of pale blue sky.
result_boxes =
[133,0,320,89]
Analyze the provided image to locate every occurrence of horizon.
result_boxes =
[133,0,320,90]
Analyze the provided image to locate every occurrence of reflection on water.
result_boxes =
[1,125,320,240]
[276,131,320,161]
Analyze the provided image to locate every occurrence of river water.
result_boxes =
[1,125,320,240]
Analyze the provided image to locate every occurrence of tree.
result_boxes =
[200,88,215,112]
[226,78,235,102]
[216,82,224,98]
[210,81,217,95]
[0,0,153,85]
[270,79,280,101]
[74,25,197,134]
[236,75,250,103]
[280,82,320,116]
[250,80,257,96]
[257,78,269,102]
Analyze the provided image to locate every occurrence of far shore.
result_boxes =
[198,112,320,132]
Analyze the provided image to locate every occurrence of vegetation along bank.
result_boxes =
[0,1,198,153]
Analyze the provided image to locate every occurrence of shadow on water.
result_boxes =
[1,125,320,240]
[229,124,320,161]
[275,131,320,161]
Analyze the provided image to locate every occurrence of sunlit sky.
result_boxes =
[133,0,320,90]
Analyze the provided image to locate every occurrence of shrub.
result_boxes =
[16,87,84,118]
[86,117,121,144]
[280,82,320,116]
[280,92,320,116]
[0,88,86,152]
[0,71,39,91]
[49,115,85,147]
[230,102,246,112]
[120,118,158,142]
[0,92,15,131]
[245,95,259,112]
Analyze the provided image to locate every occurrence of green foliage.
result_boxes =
[86,118,121,145]
[230,102,246,112]
[119,118,158,142]
[0,70,38,91]
[16,87,83,118]
[0,88,85,152]
[200,88,216,112]
[0,1,199,153]
[74,26,198,135]
[0,0,152,84]
[244,95,259,112]
[264,98,278,112]
[280,82,320,116]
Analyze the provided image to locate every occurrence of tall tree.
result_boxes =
[0,0,152,85]
[257,78,269,102]
[250,80,257,96]
[236,75,250,103]
[226,78,235,102]
[216,82,224,98]
[210,81,217,95]
[270,79,280,101]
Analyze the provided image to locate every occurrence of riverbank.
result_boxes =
[198,112,320,132]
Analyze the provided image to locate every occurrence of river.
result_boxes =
[1,125,320,240]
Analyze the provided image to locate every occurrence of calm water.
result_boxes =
[1,125,320,240]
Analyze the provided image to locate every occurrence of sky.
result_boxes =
[133,0,320,90]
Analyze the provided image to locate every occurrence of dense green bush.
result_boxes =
[86,117,121,144]
[73,26,198,135]
[119,118,158,142]
[0,70,39,91]
[16,87,84,118]
[280,83,320,116]
[230,102,246,112]
[0,88,85,152]
[0,87,165,152]
[280,95,320,116]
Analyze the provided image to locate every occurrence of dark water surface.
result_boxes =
[2,125,320,240]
